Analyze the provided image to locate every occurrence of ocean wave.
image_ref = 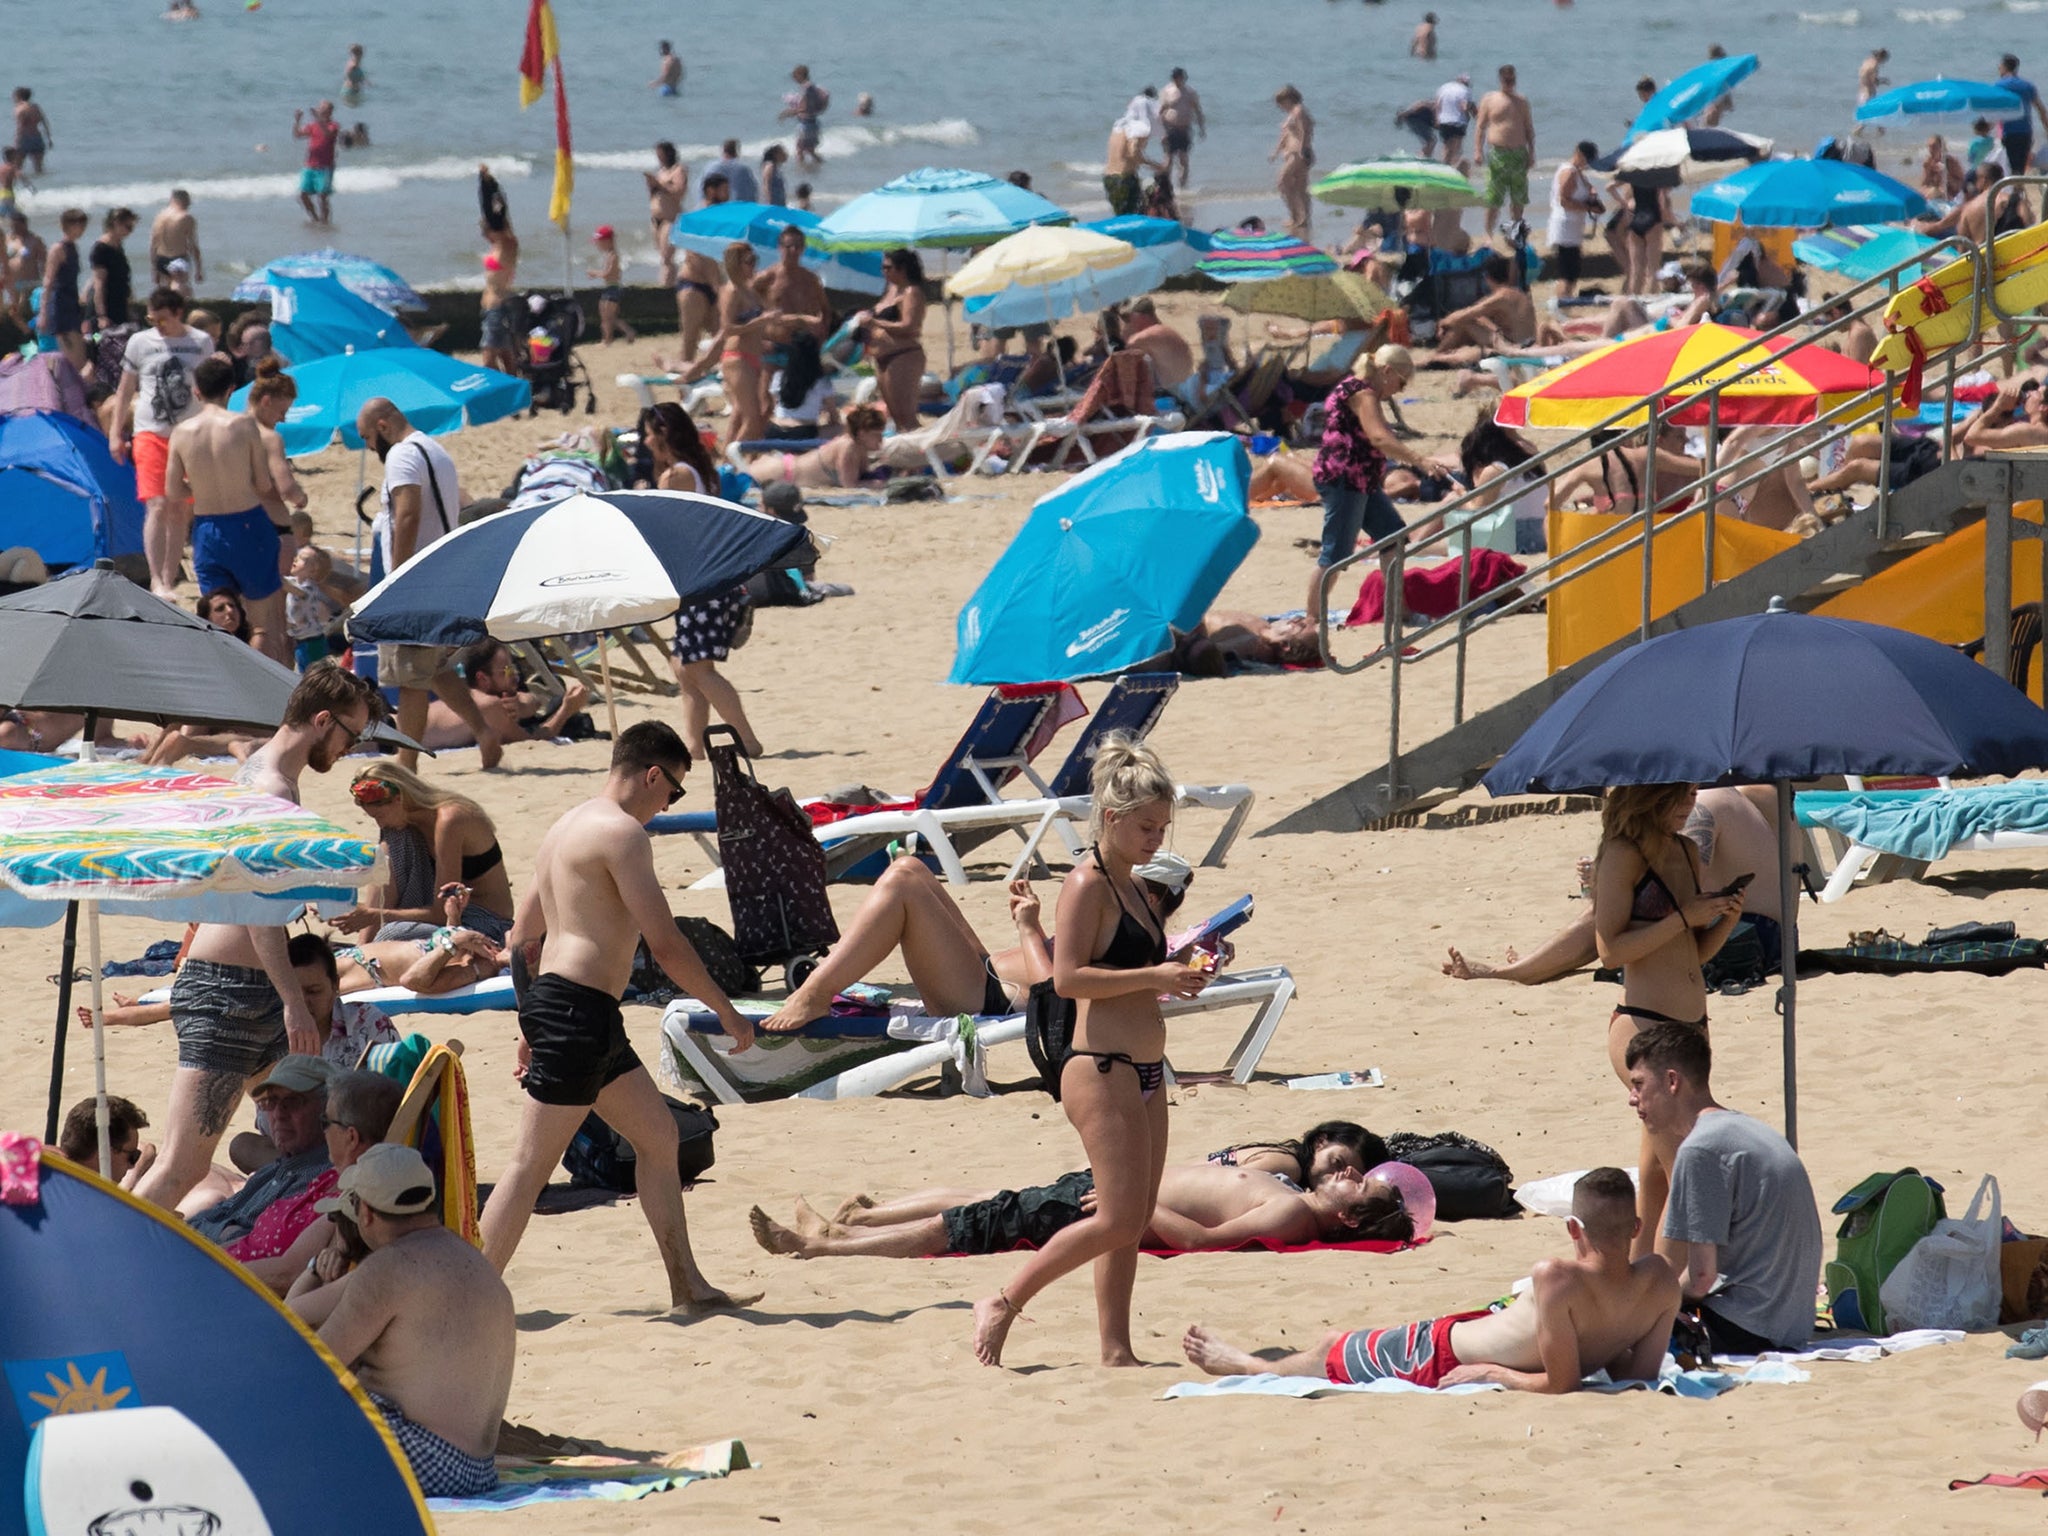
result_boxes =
[2003,0,2048,10]
[1896,5,1963,19]
[576,118,980,175]
[1797,7,1861,21]
[18,155,532,212]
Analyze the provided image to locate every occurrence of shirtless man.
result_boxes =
[1121,297,1193,392]
[1857,47,1889,107]
[1916,160,2020,244]
[646,141,688,287]
[1183,1167,1680,1393]
[12,88,52,178]
[749,1159,1404,1260]
[1473,65,1535,235]
[672,171,727,365]
[478,721,759,1309]
[755,224,832,347]
[1411,12,1438,60]
[1429,253,1537,360]
[149,191,203,298]
[1159,67,1206,187]
[1445,785,1782,985]
[318,1144,515,1499]
[1960,374,2048,454]
[165,355,289,663]
[131,663,384,1212]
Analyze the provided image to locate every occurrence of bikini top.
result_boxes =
[462,841,504,881]
[1628,840,1697,923]
[1091,847,1168,971]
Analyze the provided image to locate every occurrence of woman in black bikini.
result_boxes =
[1591,783,1744,1256]
[1206,1120,1391,1188]
[332,762,517,946]
[975,735,1210,1368]
[861,248,928,434]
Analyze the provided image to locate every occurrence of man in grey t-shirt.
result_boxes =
[1624,1023,1822,1353]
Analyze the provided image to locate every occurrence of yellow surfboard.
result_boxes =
[1870,221,2048,375]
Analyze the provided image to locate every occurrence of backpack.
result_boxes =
[563,1097,720,1191]
[1383,1131,1519,1220]
[1824,1168,1946,1334]
[1023,980,1077,1100]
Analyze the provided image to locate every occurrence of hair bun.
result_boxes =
[253,355,285,379]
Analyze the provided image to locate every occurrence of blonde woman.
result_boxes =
[1592,783,1744,1256]
[974,736,1211,1368]
[332,762,516,944]
[710,242,815,447]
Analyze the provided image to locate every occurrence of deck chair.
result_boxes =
[368,1037,482,1245]
[1796,780,2048,903]
[875,389,1011,477]
[1032,351,1186,471]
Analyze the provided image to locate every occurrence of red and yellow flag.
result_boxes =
[518,0,573,229]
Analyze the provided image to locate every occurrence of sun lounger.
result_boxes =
[350,975,520,1015]
[656,964,1297,1105]
[1796,781,2048,902]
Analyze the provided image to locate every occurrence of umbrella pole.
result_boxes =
[1776,779,1800,1150]
[44,900,78,1144]
[601,639,618,741]
[86,899,109,1181]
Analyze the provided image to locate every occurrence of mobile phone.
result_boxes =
[1712,872,1756,898]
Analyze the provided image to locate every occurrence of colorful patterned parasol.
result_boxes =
[1196,230,1338,283]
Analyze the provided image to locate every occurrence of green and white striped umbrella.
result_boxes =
[1312,158,1483,212]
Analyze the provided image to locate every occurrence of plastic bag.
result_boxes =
[1879,1173,2002,1332]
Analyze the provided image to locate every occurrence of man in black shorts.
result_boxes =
[132,664,385,1212]
[479,721,760,1309]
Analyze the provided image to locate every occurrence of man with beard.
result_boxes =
[132,664,386,1212]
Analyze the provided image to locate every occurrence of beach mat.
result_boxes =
[1162,1361,1741,1401]
[428,1434,751,1513]
[1951,1469,2048,1494]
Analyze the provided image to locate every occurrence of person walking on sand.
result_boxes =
[88,207,139,334]
[12,88,52,178]
[1159,67,1206,188]
[586,226,636,345]
[974,736,1212,1369]
[478,241,519,377]
[110,286,215,599]
[1271,86,1316,239]
[1996,53,2048,174]
[293,101,341,225]
[480,721,760,1310]
[781,65,828,171]
[35,208,88,371]
[652,40,683,97]
[131,663,384,1212]
[1474,64,1534,235]
[150,191,203,299]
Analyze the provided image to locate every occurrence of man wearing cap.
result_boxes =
[189,1055,335,1246]
[235,1068,402,1294]
[318,1144,514,1498]
[1434,72,1474,168]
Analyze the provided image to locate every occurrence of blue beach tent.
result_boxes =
[0,413,144,570]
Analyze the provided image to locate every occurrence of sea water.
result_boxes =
[7,0,2029,297]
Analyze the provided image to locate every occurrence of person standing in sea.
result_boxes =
[651,40,683,97]
[293,101,341,226]
[781,65,829,172]
[12,88,53,178]
[1473,65,1534,236]
[1159,68,1205,188]
[150,191,203,300]
[1270,85,1315,240]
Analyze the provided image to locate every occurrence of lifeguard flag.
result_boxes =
[518,0,573,229]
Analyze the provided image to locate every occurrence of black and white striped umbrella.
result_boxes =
[1592,128,1774,189]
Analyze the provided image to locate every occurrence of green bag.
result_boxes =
[1824,1168,1946,1334]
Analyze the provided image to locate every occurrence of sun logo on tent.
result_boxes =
[26,1361,132,1416]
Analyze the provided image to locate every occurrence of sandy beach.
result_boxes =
[8,283,2048,1532]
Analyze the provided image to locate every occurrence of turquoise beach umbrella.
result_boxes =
[233,249,428,312]
[1629,54,1760,138]
[1856,79,2025,126]
[264,272,414,363]
[667,202,885,294]
[814,168,1072,252]
[1689,159,1930,229]
[228,347,531,456]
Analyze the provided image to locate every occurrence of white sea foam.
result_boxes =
[576,118,980,174]
[2003,0,2048,11]
[1896,6,1964,21]
[1798,7,1862,22]
[18,155,532,213]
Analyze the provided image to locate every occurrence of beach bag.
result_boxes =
[1023,980,1077,1101]
[1823,1168,1946,1334]
[564,1098,719,1191]
[1383,1131,1517,1220]
[630,916,761,1001]
[1880,1173,2003,1332]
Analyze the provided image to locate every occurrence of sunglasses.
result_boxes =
[350,777,399,806]
[326,713,367,753]
[656,765,686,806]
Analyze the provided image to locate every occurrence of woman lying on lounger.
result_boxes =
[757,850,1196,1034]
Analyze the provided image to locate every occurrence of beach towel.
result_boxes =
[1800,783,2048,863]
[426,1436,751,1513]
[1162,1357,1740,1401]
[1343,550,1525,627]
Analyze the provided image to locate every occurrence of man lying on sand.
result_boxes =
[1183,1166,1679,1393]
[750,1158,1411,1260]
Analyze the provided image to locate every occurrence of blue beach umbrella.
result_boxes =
[229,348,530,457]
[1482,604,2048,1146]
[667,201,885,294]
[2,1150,433,1533]
[962,250,1169,330]
[1080,215,1215,277]
[815,168,1073,252]
[0,411,144,568]
[265,272,414,362]
[1689,158,1930,229]
[1629,53,1761,138]
[233,248,429,312]
[1792,224,1939,282]
[951,433,1257,685]
[1856,79,2025,126]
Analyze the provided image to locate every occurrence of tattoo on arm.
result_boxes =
[195,1069,249,1138]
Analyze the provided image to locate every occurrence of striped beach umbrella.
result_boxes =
[1592,128,1774,190]
[1494,323,1896,429]
[1311,158,1482,212]
[1196,230,1337,283]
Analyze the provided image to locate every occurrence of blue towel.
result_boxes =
[1801,783,2048,862]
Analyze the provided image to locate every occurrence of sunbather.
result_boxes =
[1162,609,1321,676]
[745,403,886,488]
[329,927,507,996]
[1960,373,2048,455]
[749,1156,1410,1261]
[332,761,517,945]
[1182,1166,1679,1392]
[421,636,589,752]
[1549,423,1700,516]
[1205,1119,1390,1184]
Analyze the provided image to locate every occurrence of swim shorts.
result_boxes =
[1554,242,1583,285]
[1326,1309,1491,1387]
[366,1392,498,1498]
[131,430,171,501]
[479,303,517,351]
[170,957,288,1078]
[517,971,642,1106]
[376,642,455,691]
[299,167,335,197]
[1102,173,1142,217]
[941,1169,1095,1255]
[191,508,284,601]
[1485,146,1531,210]
[1163,125,1192,155]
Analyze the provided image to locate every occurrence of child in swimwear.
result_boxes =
[585,225,636,345]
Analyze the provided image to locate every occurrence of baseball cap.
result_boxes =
[252,1054,332,1097]
[315,1143,438,1219]
[592,224,615,241]
[1133,850,1193,895]
[761,480,808,523]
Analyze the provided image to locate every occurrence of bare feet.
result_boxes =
[831,1192,876,1226]
[791,1196,834,1241]
[1181,1323,1263,1377]
[477,731,505,771]
[759,998,824,1035]
[1442,945,1514,981]
[675,1284,764,1312]
[972,1291,1023,1367]
[749,1204,810,1257]
[1100,1347,1146,1368]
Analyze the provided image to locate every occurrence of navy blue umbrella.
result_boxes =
[1484,605,2048,1145]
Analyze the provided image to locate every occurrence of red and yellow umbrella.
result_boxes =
[1494,322,1898,429]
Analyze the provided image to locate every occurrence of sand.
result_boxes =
[13,301,2048,1534]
